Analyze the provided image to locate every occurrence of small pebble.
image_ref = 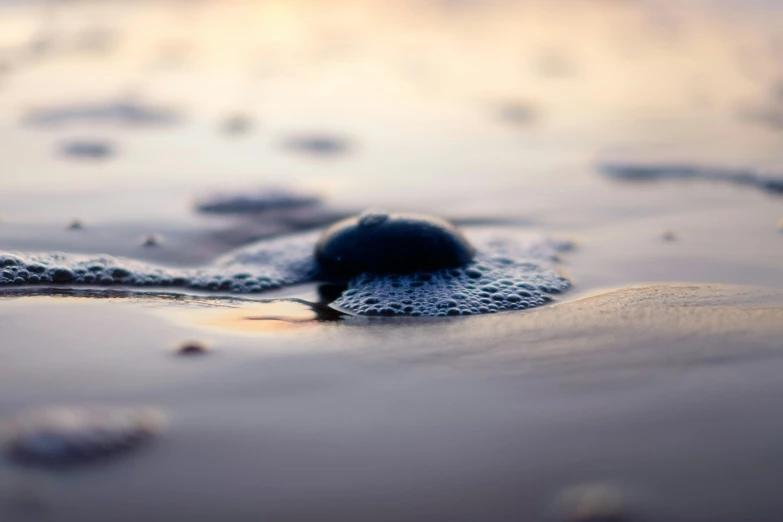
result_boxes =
[176,340,210,356]
[2,406,165,467]
[221,114,253,136]
[498,102,538,126]
[661,230,677,242]
[60,141,114,160]
[140,234,164,247]
[284,134,349,156]
[67,219,84,230]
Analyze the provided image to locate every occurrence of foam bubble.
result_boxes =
[0,231,319,293]
[0,226,571,316]
[331,229,571,316]
[3,406,165,467]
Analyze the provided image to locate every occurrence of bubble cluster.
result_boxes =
[0,224,571,316]
[331,230,571,316]
[3,406,165,467]
[0,231,319,293]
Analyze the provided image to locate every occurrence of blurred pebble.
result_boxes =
[2,406,165,467]
[24,99,180,127]
[140,234,164,247]
[284,134,349,156]
[552,482,634,522]
[176,340,210,356]
[194,187,320,214]
[661,230,677,242]
[59,140,114,160]
[221,114,253,136]
[497,102,538,126]
[67,219,84,230]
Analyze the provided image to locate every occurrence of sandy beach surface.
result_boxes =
[1,0,783,520]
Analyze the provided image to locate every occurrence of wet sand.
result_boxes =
[1,0,783,520]
[2,284,783,521]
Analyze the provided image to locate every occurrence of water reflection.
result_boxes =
[162,298,345,333]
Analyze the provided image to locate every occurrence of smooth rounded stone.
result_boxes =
[316,212,476,280]
[2,406,165,467]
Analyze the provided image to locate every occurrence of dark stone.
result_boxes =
[315,211,475,280]
[177,341,210,356]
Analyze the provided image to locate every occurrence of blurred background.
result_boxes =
[0,0,782,282]
[1,0,782,196]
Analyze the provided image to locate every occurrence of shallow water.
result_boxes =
[1,0,783,520]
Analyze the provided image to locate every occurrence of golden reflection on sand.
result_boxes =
[0,294,325,334]
[160,299,322,333]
